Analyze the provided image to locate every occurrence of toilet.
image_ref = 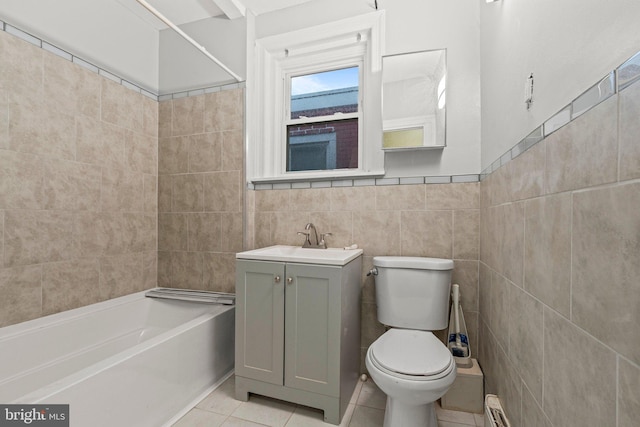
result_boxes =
[365,256,456,427]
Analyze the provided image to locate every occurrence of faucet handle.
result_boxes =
[297,231,311,247]
[319,232,332,248]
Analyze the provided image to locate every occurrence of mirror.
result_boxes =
[382,49,446,150]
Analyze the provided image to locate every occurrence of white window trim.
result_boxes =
[247,11,385,184]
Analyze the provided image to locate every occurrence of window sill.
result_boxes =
[249,170,385,185]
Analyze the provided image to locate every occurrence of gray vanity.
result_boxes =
[235,245,363,424]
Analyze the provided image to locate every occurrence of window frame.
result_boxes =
[247,11,385,184]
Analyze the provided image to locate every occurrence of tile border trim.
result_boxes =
[247,174,480,190]
[480,48,640,181]
[0,20,245,102]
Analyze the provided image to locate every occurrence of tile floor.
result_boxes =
[172,375,485,427]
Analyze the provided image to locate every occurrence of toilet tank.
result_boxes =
[373,256,453,330]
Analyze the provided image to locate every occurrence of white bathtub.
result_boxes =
[0,290,235,427]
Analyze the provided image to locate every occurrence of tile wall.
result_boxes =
[246,182,481,371]
[0,29,158,327]
[478,76,640,426]
[157,89,244,293]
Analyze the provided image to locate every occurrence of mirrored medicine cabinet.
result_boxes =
[382,49,447,150]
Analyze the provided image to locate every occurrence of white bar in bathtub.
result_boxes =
[145,287,236,305]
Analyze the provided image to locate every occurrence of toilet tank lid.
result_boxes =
[373,256,453,270]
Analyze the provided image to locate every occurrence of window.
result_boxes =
[287,66,360,172]
[247,12,385,183]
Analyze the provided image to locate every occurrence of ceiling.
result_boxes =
[118,0,314,30]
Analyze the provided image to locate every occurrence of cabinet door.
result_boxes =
[235,260,285,385]
[284,263,342,396]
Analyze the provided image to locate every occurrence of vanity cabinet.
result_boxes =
[235,256,362,425]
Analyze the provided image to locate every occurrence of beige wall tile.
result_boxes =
[171,251,204,289]
[619,358,640,427]
[478,262,492,322]
[271,211,310,246]
[308,211,353,248]
[159,136,189,174]
[204,89,243,132]
[158,100,172,138]
[521,383,552,427]
[0,31,43,96]
[0,265,42,327]
[0,87,8,149]
[99,253,144,299]
[125,130,157,175]
[172,95,204,136]
[355,211,401,256]
[204,171,241,212]
[172,174,204,212]
[43,159,101,211]
[42,259,101,315]
[524,193,571,317]
[453,210,479,260]
[100,78,143,131]
[220,213,243,253]
[543,308,616,427]
[188,213,222,252]
[508,141,545,201]
[360,302,385,348]
[545,96,618,193]
[254,212,272,248]
[101,166,144,212]
[122,213,156,252]
[426,182,479,209]
[255,189,289,212]
[500,202,524,287]
[158,213,188,251]
[619,81,640,181]
[400,210,452,258]
[289,188,330,212]
[375,184,425,211]
[157,251,172,287]
[204,252,236,293]
[158,175,172,213]
[142,251,157,290]
[143,174,158,214]
[508,285,543,404]
[142,96,158,138]
[572,182,640,364]
[44,54,100,119]
[189,132,222,173]
[73,212,125,257]
[451,260,478,312]
[361,256,376,303]
[5,210,75,267]
[330,186,375,212]
[0,150,45,210]
[222,129,244,171]
[76,116,125,167]
[490,272,510,351]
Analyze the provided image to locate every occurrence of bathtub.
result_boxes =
[0,290,235,427]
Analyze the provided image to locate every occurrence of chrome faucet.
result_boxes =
[297,223,332,249]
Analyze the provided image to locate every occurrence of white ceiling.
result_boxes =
[117,0,313,30]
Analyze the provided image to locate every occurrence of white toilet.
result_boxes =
[365,256,456,427]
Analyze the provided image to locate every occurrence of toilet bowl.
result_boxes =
[366,256,456,427]
[366,329,456,427]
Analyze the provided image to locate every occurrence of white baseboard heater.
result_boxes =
[484,395,511,427]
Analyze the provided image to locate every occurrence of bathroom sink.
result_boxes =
[236,245,363,266]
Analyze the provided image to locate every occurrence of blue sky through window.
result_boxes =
[291,66,359,96]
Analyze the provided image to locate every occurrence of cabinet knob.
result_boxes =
[275,275,281,283]
[287,277,293,285]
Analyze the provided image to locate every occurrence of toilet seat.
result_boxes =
[369,329,454,381]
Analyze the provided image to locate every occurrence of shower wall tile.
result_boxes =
[572,182,640,365]
[4,210,75,267]
[159,137,189,174]
[453,209,479,260]
[204,89,243,132]
[171,251,204,289]
[619,80,640,181]
[125,130,157,175]
[43,160,101,211]
[42,259,101,315]
[159,213,188,252]
[543,308,616,427]
[0,265,42,327]
[189,132,222,173]
[426,182,479,209]
[172,174,204,212]
[203,171,242,212]
[75,116,125,167]
[188,213,222,252]
[0,150,45,210]
[143,174,158,214]
[73,212,125,257]
[204,253,236,294]
[43,54,100,120]
[100,166,144,212]
[375,184,425,211]
[618,358,640,427]
[222,129,244,171]
[100,78,143,131]
[545,96,618,194]
[99,253,144,299]
[172,96,204,136]
[220,213,243,253]
[521,385,552,427]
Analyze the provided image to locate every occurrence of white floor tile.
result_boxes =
[172,408,228,427]
[439,421,476,427]
[285,404,354,427]
[222,417,271,427]
[435,402,477,425]
[197,377,243,416]
[347,405,384,427]
[231,395,296,427]
[355,380,387,410]
[474,413,484,426]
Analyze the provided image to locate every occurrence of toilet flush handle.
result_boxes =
[366,268,378,276]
